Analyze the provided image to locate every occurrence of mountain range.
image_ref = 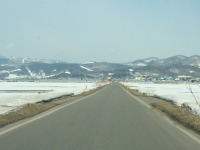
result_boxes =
[0,55,200,80]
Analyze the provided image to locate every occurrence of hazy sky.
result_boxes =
[0,0,200,63]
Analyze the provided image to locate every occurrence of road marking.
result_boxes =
[157,111,200,144]
[174,124,200,144]
[122,87,151,108]
[0,87,105,136]
[0,98,85,136]
[121,85,200,144]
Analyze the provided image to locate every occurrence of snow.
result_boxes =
[22,58,26,63]
[11,69,21,72]
[0,106,16,114]
[129,69,134,72]
[0,64,15,67]
[122,82,200,115]
[5,74,28,79]
[0,69,21,74]
[26,67,34,76]
[189,71,194,73]
[6,74,20,79]
[127,63,134,66]
[0,81,109,114]
[65,71,71,74]
[84,61,95,64]
[134,63,147,66]
[80,65,93,71]
[0,70,10,73]
[108,73,114,76]
[144,58,157,63]
[127,63,147,66]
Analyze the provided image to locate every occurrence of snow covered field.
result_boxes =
[122,82,200,115]
[0,81,108,114]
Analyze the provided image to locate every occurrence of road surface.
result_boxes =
[0,82,200,150]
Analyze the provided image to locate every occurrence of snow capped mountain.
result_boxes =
[82,62,127,71]
[143,57,159,63]
[127,57,158,67]
[0,56,13,64]
[182,55,200,66]
[0,55,200,80]
[8,56,66,64]
[155,55,187,66]
[127,55,200,68]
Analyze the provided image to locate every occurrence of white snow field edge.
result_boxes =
[122,82,200,116]
[0,81,109,114]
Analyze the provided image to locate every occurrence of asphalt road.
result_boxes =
[0,83,200,150]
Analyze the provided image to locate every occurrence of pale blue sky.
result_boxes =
[0,0,200,63]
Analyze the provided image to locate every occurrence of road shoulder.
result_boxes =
[121,83,200,143]
[0,84,108,132]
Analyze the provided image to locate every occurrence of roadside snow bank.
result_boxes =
[122,82,200,115]
[0,81,109,114]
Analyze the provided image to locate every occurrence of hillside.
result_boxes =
[0,55,200,80]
